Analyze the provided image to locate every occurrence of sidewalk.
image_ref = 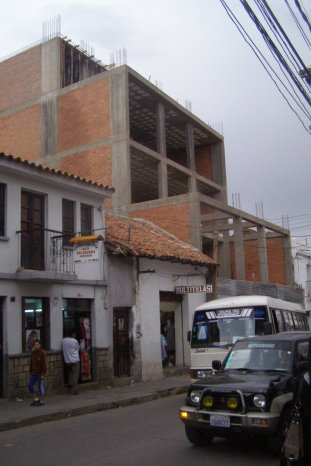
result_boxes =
[0,374,190,432]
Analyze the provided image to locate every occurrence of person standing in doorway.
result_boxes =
[62,331,80,395]
[28,339,47,406]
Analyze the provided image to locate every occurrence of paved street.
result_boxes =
[0,394,279,466]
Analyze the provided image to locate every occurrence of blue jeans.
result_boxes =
[28,375,44,396]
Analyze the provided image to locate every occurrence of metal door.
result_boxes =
[113,308,130,377]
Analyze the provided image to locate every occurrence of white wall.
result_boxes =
[292,238,311,312]
[137,258,209,382]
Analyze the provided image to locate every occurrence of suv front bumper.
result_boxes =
[179,406,280,436]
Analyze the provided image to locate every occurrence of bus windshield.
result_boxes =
[191,306,269,348]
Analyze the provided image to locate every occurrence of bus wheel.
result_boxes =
[185,425,214,446]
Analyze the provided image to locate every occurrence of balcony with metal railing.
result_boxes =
[16,228,77,282]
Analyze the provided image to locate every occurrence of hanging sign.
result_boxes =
[73,242,100,263]
[175,284,213,294]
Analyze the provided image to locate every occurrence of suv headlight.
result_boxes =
[189,390,202,405]
[253,394,266,409]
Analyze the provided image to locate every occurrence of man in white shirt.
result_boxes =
[62,331,80,395]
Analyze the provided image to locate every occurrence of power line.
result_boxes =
[219,0,311,133]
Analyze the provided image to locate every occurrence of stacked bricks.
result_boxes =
[95,348,112,384]
[0,45,42,160]
[59,146,112,186]
[8,352,64,400]
[229,236,287,285]
[58,78,111,151]
[130,203,191,244]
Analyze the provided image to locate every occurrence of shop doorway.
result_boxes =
[160,291,183,368]
[113,308,130,377]
[63,299,92,383]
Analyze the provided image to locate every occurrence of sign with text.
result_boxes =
[175,284,213,294]
[73,242,100,263]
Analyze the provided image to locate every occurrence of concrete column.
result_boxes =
[158,162,168,198]
[217,231,231,278]
[156,102,168,198]
[41,38,61,157]
[156,102,166,156]
[283,235,295,286]
[186,123,197,193]
[233,216,246,280]
[211,140,228,203]
[111,69,131,208]
[189,192,202,249]
[257,226,269,283]
[186,123,195,170]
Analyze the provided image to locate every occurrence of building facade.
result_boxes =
[0,35,294,289]
[0,153,113,398]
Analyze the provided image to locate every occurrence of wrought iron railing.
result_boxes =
[16,228,75,275]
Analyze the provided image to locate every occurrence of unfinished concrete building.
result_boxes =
[0,34,295,290]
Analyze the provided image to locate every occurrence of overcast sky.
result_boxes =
[0,0,310,239]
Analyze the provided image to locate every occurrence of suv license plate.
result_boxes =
[210,414,230,428]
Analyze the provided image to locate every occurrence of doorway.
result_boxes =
[160,291,183,368]
[113,308,130,377]
[63,299,92,383]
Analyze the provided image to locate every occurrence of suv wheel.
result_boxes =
[185,425,214,446]
[267,406,291,455]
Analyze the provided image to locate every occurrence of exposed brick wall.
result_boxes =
[0,105,41,159]
[58,78,111,151]
[8,352,63,399]
[130,203,191,243]
[95,348,112,383]
[267,236,286,285]
[195,145,212,179]
[59,145,112,186]
[229,236,287,284]
[244,238,260,282]
[0,45,42,112]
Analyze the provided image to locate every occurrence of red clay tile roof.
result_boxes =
[105,211,217,266]
[0,152,114,192]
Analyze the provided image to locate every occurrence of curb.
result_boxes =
[0,384,188,432]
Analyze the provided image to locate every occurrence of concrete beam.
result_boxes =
[198,193,290,235]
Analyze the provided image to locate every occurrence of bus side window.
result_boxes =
[283,310,294,331]
[272,309,285,332]
[292,312,300,330]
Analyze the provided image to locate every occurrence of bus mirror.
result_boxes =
[187,330,191,343]
[263,322,273,335]
[212,360,222,371]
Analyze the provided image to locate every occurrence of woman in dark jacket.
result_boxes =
[280,336,311,465]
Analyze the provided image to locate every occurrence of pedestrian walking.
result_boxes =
[62,331,80,395]
[280,336,311,465]
[28,339,47,406]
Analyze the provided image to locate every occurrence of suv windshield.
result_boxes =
[224,340,293,372]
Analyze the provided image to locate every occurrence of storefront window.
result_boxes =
[23,298,49,351]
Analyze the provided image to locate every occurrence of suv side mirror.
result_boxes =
[187,330,191,343]
[212,360,222,371]
[263,322,273,335]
